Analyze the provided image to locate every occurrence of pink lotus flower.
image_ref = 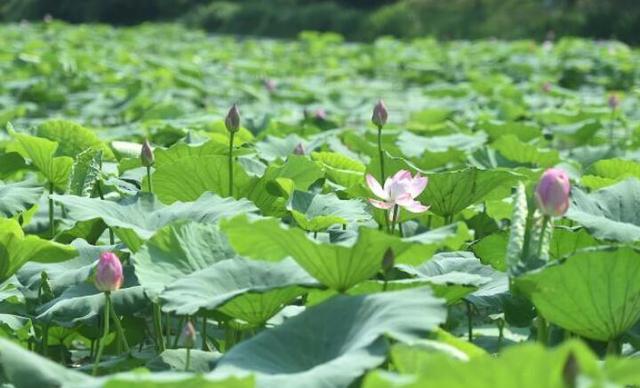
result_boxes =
[181,321,197,349]
[535,168,571,217]
[366,170,429,214]
[95,252,123,292]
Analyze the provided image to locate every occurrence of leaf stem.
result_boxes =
[228,131,235,197]
[48,183,54,239]
[201,316,208,350]
[153,302,165,352]
[465,300,473,342]
[537,315,548,345]
[93,292,111,376]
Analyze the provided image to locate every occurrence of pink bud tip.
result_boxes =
[535,168,571,217]
[608,94,620,110]
[140,139,155,167]
[225,104,240,133]
[293,143,305,155]
[372,100,388,128]
[95,252,123,292]
[181,321,197,349]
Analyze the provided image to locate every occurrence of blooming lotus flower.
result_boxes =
[95,252,123,292]
[535,168,571,217]
[366,170,429,213]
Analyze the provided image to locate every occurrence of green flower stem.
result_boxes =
[201,316,208,350]
[165,312,170,346]
[465,300,473,342]
[185,347,191,372]
[108,294,130,354]
[48,183,54,239]
[152,302,165,352]
[536,215,551,345]
[376,125,385,183]
[146,166,153,193]
[41,322,49,356]
[93,292,111,376]
[390,205,400,235]
[537,315,548,345]
[228,131,235,198]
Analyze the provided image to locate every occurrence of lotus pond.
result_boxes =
[1,21,640,387]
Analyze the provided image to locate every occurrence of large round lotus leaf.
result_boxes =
[53,192,257,250]
[133,222,237,301]
[516,247,640,341]
[0,178,43,218]
[213,287,446,388]
[363,340,612,388]
[0,218,77,284]
[160,258,319,324]
[566,179,640,242]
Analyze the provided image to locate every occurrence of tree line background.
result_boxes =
[1,0,638,44]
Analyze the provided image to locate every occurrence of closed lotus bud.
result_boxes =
[382,248,395,273]
[95,252,123,292]
[293,143,305,155]
[542,82,552,93]
[314,108,327,121]
[181,321,196,349]
[140,139,154,167]
[372,100,388,128]
[535,168,571,217]
[264,79,277,93]
[225,104,240,133]
[608,94,620,110]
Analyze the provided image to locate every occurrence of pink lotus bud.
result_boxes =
[372,100,388,128]
[181,321,196,349]
[535,168,571,217]
[95,252,123,292]
[542,82,552,93]
[314,108,327,121]
[264,79,277,93]
[225,104,240,133]
[140,139,154,167]
[293,143,305,155]
[608,94,620,110]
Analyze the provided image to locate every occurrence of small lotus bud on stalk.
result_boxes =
[264,79,277,93]
[140,139,154,167]
[293,143,305,155]
[181,320,196,349]
[314,108,327,121]
[225,104,240,133]
[542,82,552,93]
[225,104,240,197]
[608,94,620,111]
[95,252,123,292]
[535,168,571,217]
[371,99,388,129]
[181,320,197,371]
[372,99,389,185]
[92,251,128,376]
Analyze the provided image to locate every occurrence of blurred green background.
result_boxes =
[1,0,639,44]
